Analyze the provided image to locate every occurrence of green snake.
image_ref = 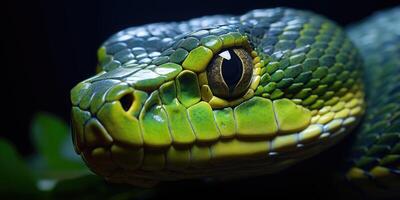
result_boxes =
[70,7,400,194]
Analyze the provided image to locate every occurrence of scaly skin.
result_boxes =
[71,8,366,187]
[345,7,400,195]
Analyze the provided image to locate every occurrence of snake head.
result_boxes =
[70,8,365,186]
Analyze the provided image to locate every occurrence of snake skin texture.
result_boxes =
[346,7,400,195]
[70,8,368,187]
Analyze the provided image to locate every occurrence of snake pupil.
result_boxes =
[221,50,243,91]
[207,48,253,99]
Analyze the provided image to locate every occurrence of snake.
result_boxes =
[70,7,400,195]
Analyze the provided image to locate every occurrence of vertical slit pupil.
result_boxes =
[221,49,243,90]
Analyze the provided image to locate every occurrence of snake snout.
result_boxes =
[71,80,147,155]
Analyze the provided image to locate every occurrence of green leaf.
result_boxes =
[0,138,40,198]
[30,112,89,180]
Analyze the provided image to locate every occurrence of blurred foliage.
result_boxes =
[0,139,39,199]
[0,112,155,200]
[51,175,154,200]
[30,112,88,180]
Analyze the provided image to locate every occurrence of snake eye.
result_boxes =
[207,48,253,99]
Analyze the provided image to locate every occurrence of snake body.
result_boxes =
[346,7,400,194]
[70,7,399,192]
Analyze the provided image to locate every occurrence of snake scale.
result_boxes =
[70,7,400,195]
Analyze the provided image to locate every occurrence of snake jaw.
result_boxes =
[71,73,365,186]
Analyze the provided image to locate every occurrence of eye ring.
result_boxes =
[206,48,253,99]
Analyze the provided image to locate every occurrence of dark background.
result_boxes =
[2,0,399,156]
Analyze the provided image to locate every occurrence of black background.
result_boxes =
[2,0,398,167]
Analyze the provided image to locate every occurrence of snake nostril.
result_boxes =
[119,93,134,112]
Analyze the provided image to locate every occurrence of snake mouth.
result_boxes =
[71,77,365,184]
